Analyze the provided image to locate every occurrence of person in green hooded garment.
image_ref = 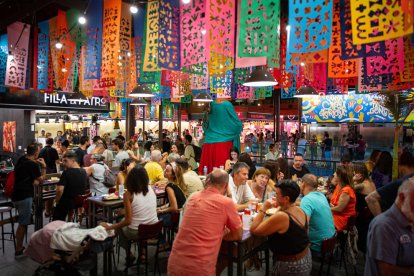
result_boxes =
[198,100,243,174]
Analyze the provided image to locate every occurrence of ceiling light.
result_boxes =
[130,84,154,97]
[130,5,138,13]
[243,66,278,87]
[294,85,319,98]
[300,62,305,67]
[55,42,63,49]
[127,52,131,57]
[62,68,67,72]
[201,29,206,35]
[193,92,213,102]
[130,98,148,106]
[182,0,191,4]
[78,16,86,25]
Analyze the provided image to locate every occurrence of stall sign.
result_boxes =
[247,113,273,120]
[43,93,106,107]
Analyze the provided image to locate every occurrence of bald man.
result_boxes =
[168,169,242,275]
[300,174,336,255]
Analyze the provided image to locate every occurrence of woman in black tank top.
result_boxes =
[250,180,312,276]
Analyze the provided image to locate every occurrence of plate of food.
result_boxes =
[103,193,121,201]
[266,207,280,216]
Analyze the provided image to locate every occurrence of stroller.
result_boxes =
[26,221,114,276]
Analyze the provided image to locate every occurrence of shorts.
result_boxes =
[13,197,33,225]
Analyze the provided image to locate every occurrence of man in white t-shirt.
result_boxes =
[112,138,129,167]
[228,162,256,211]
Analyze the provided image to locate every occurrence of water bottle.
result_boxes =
[242,209,251,230]
[118,184,125,197]
[203,166,208,176]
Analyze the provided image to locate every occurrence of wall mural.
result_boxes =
[302,93,398,123]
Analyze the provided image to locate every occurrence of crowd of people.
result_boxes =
[9,129,414,275]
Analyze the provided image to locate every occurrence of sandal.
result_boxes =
[15,247,25,257]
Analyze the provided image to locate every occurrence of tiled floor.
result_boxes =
[0,197,365,275]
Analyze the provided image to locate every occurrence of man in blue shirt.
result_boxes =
[300,174,336,254]
[365,178,414,275]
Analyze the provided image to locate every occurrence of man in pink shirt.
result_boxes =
[168,169,243,276]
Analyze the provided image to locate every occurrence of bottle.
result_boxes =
[203,166,208,176]
[118,184,125,197]
[242,209,251,230]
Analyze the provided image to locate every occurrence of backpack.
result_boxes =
[192,145,202,163]
[3,171,15,198]
[93,163,117,188]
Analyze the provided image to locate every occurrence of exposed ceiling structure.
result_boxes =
[0,0,87,32]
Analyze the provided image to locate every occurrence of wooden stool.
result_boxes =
[0,206,16,253]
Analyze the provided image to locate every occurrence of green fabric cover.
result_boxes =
[202,101,243,150]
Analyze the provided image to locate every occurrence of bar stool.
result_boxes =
[0,206,16,253]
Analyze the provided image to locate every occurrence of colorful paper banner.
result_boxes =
[84,0,103,80]
[54,10,76,90]
[365,37,405,76]
[350,0,413,44]
[357,58,382,93]
[288,0,333,53]
[133,5,146,84]
[401,36,414,82]
[0,34,7,92]
[112,2,132,98]
[328,0,358,78]
[238,0,280,68]
[143,0,161,71]
[101,0,122,87]
[180,0,207,66]
[158,0,180,70]
[5,22,30,89]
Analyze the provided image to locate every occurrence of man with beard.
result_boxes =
[364,178,414,275]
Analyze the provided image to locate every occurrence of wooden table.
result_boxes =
[34,179,59,230]
[222,230,270,276]
[87,196,124,228]
[88,188,166,228]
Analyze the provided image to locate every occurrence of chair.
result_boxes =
[337,216,357,276]
[125,220,164,276]
[0,203,16,253]
[73,192,92,224]
[318,234,337,275]
[164,212,180,246]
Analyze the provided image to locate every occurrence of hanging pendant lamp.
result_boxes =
[193,91,213,102]
[129,84,154,97]
[294,85,319,98]
[243,66,278,87]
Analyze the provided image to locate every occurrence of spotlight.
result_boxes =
[55,42,63,49]
[78,16,87,25]
[130,5,138,14]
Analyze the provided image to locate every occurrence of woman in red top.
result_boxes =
[330,165,356,231]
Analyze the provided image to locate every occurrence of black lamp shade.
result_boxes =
[243,66,278,87]
[130,84,154,97]
[193,91,213,102]
[130,98,148,106]
[294,85,319,98]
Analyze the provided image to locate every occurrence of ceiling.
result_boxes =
[0,0,87,32]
